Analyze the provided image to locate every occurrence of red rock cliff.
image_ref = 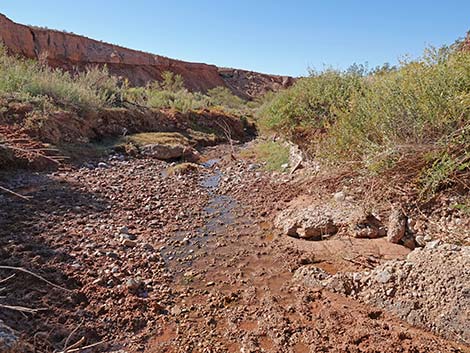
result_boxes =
[0,14,293,98]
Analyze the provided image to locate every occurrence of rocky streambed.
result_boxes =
[0,143,468,352]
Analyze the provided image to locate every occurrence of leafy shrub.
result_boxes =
[258,68,364,136]
[259,45,470,195]
[207,87,245,110]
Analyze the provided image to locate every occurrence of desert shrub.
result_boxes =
[259,45,470,195]
[0,44,119,111]
[207,86,245,110]
[258,67,364,136]
[419,123,470,195]
[75,66,121,104]
[137,71,210,112]
[326,49,470,160]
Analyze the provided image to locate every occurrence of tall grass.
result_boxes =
[0,45,119,111]
[258,46,470,195]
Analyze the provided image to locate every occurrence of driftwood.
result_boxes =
[342,256,375,269]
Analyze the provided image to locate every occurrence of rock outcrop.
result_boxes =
[0,14,294,98]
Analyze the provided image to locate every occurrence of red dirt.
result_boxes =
[0,125,61,169]
[0,144,468,352]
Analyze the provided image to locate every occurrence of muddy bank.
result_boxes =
[0,100,257,170]
[0,100,255,145]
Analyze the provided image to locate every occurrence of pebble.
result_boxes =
[121,239,137,247]
[375,270,392,284]
[334,191,346,202]
[126,278,142,290]
[415,235,426,247]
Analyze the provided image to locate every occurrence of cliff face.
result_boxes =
[0,14,293,98]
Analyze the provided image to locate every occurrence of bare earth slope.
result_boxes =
[0,14,293,99]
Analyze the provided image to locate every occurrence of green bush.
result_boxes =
[327,50,470,160]
[128,71,210,112]
[207,86,245,110]
[259,46,470,195]
[258,68,364,135]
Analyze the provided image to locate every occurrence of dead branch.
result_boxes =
[0,274,16,284]
[0,266,71,292]
[0,186,31,201]
[62,320,84,353]
[215,120,237,159]
[290,160,302,175]
[63,336,85,353]
[4,145,62,164]
[0,304,47,314]
[57,339,107,353]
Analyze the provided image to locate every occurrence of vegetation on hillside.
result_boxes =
[0,44,249,114]
[258,42,470,196]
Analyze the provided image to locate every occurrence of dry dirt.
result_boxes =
[0,144,468,353]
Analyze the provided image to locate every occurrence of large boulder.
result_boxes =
[275,198,386,240]
[141,143,199,162]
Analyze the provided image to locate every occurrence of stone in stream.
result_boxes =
[126,278,142,291]
[121,238,137,247]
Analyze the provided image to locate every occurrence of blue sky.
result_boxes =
[1,1,469,76]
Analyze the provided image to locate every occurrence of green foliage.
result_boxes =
[0,44,119,111]
[420,124,470,195]
[241,141,290,172]
[259,46,470,195]
[0,45,248,114]
[123,71,211,113]
[258,68,364,135]
[207,87,245,110]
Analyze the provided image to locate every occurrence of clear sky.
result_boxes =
[1,1,469,76]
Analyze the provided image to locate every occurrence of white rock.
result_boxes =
[334,191,346,202]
